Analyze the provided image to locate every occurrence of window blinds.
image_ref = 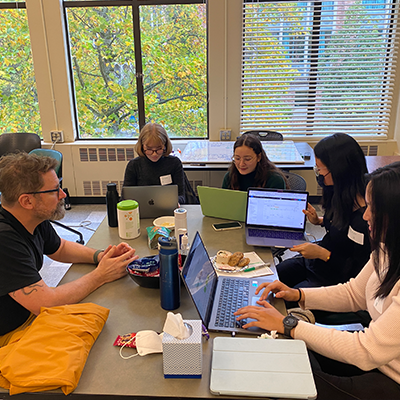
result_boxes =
[240,0,399,136]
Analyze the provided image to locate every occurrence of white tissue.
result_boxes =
[258,330,278,339]
[163,312,191,340]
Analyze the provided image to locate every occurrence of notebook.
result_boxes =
[121,185,178,219]
[245,188,309,248]
[181,231,275,335]
[210,337,317,399]
[197,186,247,222]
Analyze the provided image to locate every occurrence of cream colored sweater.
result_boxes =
[295,253,400,384]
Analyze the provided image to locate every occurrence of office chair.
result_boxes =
[29,149,84,244]
[0,132,41,157]
[284,171,307,191]
[183,171,200,204]
[242,130,283,141]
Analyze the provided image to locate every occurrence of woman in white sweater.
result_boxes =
[234,161,400,399]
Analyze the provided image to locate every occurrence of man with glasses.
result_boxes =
[0,152,139,346]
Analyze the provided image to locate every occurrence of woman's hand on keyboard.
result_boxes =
[234,300,285,333]
[256,280,301,302]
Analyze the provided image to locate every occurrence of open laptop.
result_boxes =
[210,337,317,399]
[181,231,275,335]
[121,185,178,219]
[197,186,247,222]
[245,188,309,248]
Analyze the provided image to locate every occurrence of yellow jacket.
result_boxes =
[0,303,109,395]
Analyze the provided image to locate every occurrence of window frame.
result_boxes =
[62,0,209,140]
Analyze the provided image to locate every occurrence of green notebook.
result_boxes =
[197,186,247,222]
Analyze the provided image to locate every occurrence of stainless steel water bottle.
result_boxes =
[159,236,180,310]
[106,183,119,227]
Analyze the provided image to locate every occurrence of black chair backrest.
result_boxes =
[243,130,283,141]
[284,172,307,191]
[183,172,199,204]
[0,132,41,157]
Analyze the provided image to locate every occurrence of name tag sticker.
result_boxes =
[160,175,172,186]
[348,226,364,245]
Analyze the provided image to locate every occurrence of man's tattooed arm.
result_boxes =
[10,282,44,298]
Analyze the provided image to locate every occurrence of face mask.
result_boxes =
[120,330,163,359]
[316,175,334,198]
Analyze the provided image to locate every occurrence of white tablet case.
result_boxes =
[210,337,317,399]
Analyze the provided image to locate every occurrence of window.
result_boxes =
[64,0,207,139]
[240,0,399,136]
[0,2,41,135]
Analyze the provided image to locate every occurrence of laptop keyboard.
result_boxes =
[248,228,303,240]
[215,278,249,328]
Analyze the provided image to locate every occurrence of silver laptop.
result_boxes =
[181,231,275,335]
[210,337,317,399]
[245,188,309,248]
[121,185,178,219]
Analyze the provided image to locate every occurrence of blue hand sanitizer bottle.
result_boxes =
[158,236,180,310]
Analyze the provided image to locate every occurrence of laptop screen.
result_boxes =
[181,232,217,326]
[246,188,308,230]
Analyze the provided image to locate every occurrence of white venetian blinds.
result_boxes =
[240,0,399,136]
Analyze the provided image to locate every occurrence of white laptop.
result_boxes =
[210,337,317,399]
[245,187,309,248]
[121,185,178,219]
[181,231,276,335]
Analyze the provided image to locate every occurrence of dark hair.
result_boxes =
[227,134,286,190]
[314,133,367,230]
[367,161,400,298]
[0,152,58,205]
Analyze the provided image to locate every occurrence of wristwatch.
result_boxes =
[283,314,298,338]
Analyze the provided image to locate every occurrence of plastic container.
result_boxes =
[174,208,187,250]
[106,183,119,227]
[159,236,180,310]
[117,200,140,239]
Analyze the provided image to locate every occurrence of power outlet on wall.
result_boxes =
[220,129,232,141]
[51,130,64,143]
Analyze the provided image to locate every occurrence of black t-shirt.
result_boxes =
[0,207,61,335]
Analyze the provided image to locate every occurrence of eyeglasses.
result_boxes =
[313,166,331,178]
[143,147,164,156]
[232,155,256,164]
[26,178,63,196]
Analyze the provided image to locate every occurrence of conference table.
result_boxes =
[0,206,283,400]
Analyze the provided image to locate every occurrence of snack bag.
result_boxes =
[146,226,170,249]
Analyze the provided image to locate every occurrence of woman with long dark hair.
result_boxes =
[277,133,371,292]
[234,162,400,399]
[222,134,286,191]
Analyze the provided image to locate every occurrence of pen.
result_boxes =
[243,263,270,272]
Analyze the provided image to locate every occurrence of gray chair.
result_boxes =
[284,172,307,191]
[243,130,283,141]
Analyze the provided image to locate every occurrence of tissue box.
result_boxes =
[162,319,202,379]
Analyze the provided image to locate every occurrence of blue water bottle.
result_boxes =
[158,236,180,310]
